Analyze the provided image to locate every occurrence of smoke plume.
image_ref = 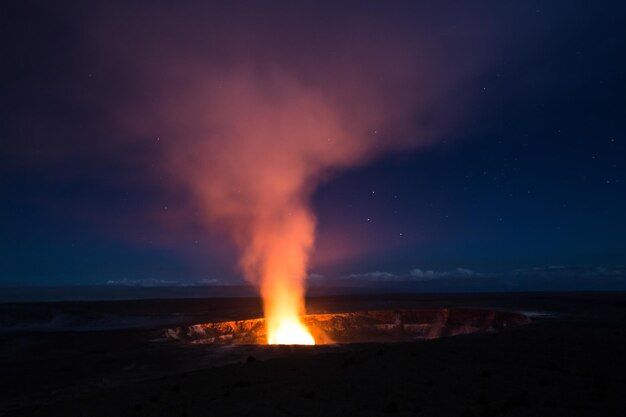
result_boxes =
[101,2,493,338]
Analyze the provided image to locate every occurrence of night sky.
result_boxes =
[2,1,625,291]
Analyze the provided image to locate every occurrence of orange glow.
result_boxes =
[242,206,316,345]
[135,42,443,347]
[158,70,418,345]
[113,6,483,346]
[267,317,315,345]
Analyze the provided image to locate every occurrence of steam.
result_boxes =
[167,66,427,338]
[101,3,493,339]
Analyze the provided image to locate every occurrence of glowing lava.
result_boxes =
[263,285,316,345]
[267,316,315,345]
[243,208,316,345]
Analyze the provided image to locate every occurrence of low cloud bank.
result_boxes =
[106,278,224,287]
[101,265,626,292]
[344,268,482,282]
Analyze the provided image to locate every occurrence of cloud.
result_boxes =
[409,267,482,281]
[196,278,220,285]
[106,278,180,287]
[307,273,324,281]
[345,271,399,281]
[344,268,482,282]
[105,277,225,286]
[317,264,626,292]
[512,265,626,279]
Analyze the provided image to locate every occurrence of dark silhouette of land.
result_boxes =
[2,292,626,416]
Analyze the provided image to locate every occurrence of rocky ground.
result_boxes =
[4,292,626,416]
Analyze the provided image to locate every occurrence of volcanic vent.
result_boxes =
[165,308,530,345]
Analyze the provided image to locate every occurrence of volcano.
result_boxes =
[164,308,530,345]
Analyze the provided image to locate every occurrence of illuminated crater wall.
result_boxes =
[165,309,530,345]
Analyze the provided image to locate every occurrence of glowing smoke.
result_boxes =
[167,67,426,343]
[101,2,494,342]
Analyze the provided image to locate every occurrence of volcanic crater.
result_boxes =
[165,308,531,345]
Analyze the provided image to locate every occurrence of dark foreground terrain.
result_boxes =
[2,292,626,416]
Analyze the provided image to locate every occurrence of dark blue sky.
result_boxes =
[1,1,625,290]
